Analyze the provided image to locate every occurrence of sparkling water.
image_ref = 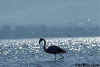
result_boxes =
[0,37,100,67]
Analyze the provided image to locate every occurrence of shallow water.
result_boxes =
[0,37,100,67]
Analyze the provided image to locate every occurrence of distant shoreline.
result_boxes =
[0,36,100,40]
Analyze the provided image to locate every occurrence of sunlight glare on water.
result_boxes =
[0,37,100,67]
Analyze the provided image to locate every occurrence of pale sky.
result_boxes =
[0,0,99,26]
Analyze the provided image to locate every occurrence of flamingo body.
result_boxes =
[39,38,66,61]
[45,45,66,54]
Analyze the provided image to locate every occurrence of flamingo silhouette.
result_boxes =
[39,38,66,61]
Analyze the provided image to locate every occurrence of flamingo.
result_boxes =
[39,38,66,61]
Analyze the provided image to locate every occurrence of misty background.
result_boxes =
[0,0,100,38]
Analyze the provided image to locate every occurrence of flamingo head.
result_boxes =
[39,38,45,44]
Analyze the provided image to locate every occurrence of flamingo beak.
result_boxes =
[39,39,42,44]
[39,38,44,44]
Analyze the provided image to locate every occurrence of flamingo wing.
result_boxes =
[47,46,66,53]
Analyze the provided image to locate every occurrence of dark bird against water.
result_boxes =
[39,38,66,61]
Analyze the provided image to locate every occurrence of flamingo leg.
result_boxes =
[55,54,56,62]
[56,54,64,62]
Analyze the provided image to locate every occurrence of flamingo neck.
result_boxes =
[43,39,47,51]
